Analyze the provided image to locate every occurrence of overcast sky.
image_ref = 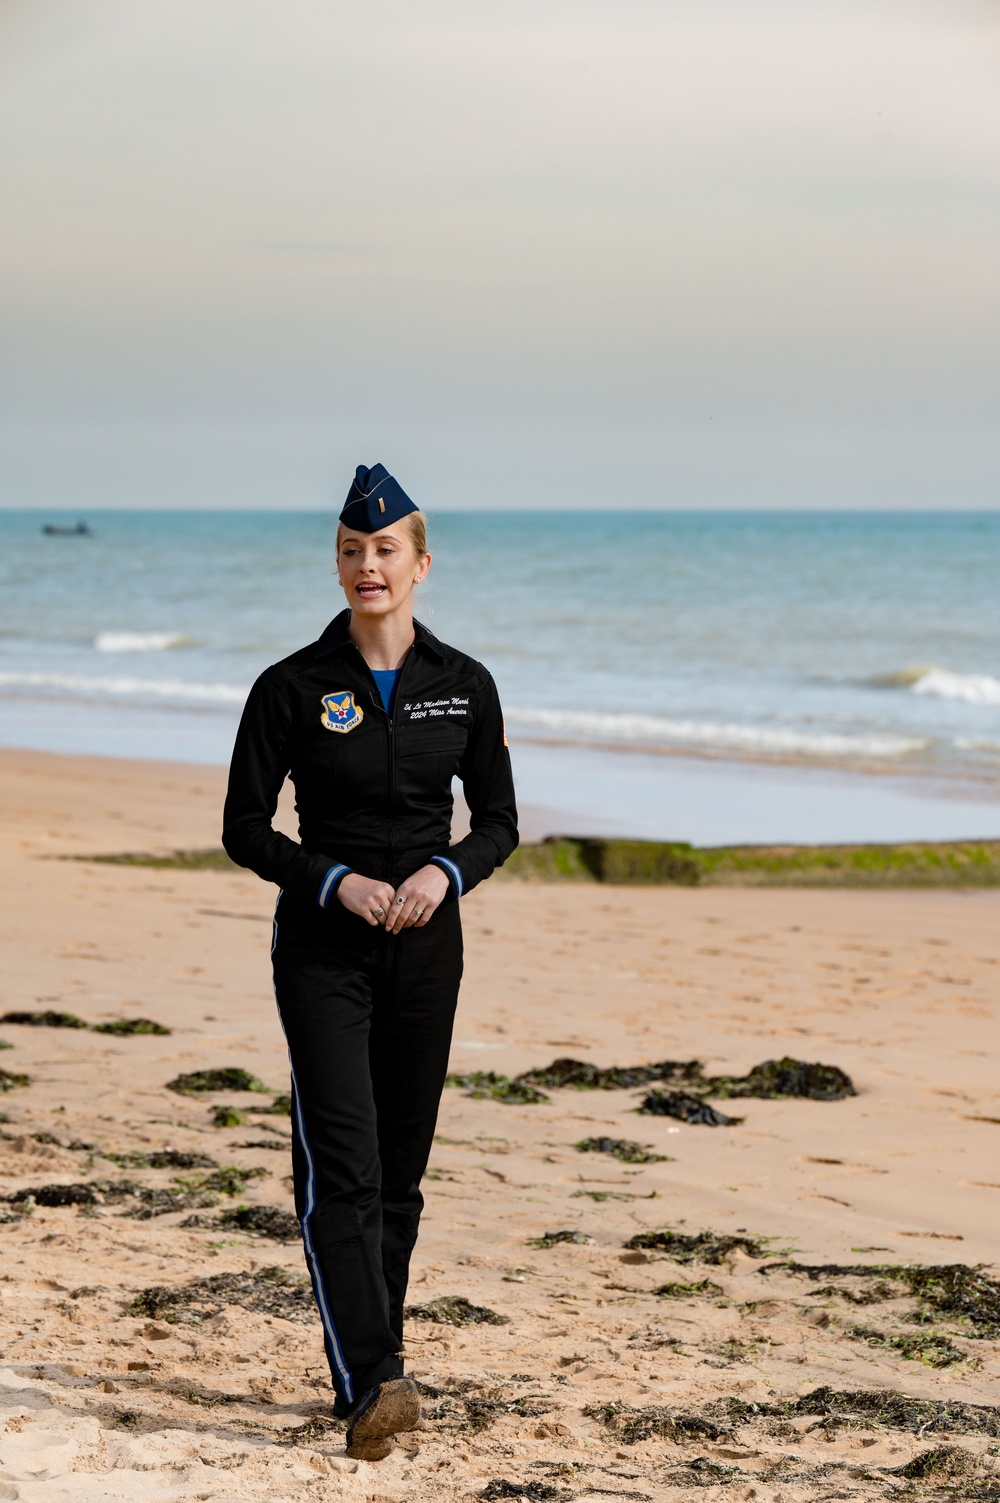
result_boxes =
[1,0,998,509]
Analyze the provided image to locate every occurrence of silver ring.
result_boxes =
[373,906,385,919]
[416,908,424,918]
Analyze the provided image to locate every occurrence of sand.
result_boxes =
[0,746,998,1501]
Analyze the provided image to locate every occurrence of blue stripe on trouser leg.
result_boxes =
[271,897,354,1404]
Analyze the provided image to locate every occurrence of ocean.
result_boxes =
[2,509,999,844]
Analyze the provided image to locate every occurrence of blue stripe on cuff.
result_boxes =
[431,855,465,898]
[317,864,351,908]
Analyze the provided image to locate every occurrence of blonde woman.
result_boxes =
[223,464,518,1459]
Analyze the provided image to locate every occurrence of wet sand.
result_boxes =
[0,747,998,1501]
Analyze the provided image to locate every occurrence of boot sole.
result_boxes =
[346,1378,421,1461]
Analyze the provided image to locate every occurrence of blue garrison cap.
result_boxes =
[339,464,418,532]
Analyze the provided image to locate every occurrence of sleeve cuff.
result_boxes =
[317,864,352,908]
[431,855,465,898]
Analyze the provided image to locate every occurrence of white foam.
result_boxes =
[0,671,247,706]
[911,668,1000,707]
[95,631,193,653]
[506,706,925,759]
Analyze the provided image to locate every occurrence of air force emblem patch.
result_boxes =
[320,690,364,734]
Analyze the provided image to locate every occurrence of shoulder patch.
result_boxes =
[320,691,364,734]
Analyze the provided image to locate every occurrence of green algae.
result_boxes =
[584,1401,728,1446]
[626,1228,771,1263]
[124,1265,312,1325]
[166,1068,268,1095]
[574,1136,671,1164]
[445,1071,549,1105]
[521,1057,701,1090]
[719,1386,1000,1438]
[210,1105,246,1127]
[529,1229,594,1249]
[847,1325,968,1368]
[404,1295,510,1326]
[653,1278,725,1299]
[0,1069,31,1092]
[0,1010,86,1028]
[763,1260,1000,1336]
[92,1018,171,1036]
[103,1150,217,1170]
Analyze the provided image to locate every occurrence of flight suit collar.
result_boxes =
[313,609,446,663]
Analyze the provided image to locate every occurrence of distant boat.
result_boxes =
[41,521,92,537]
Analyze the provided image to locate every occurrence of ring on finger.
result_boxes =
[373,905,385,919]
[396,897,405,906]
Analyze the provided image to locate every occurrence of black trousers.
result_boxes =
[271,890,463,1410]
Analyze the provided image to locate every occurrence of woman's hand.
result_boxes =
[336,873,398,927]
[384,864,450,934]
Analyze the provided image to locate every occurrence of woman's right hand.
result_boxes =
[336,873,397,927]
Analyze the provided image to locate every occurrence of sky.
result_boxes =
[1,0,998,510]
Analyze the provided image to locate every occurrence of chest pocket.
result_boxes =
[396,720,469,792]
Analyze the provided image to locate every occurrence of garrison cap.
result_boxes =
[339,464,418,532]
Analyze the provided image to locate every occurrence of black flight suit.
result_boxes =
[222,610,518,1409]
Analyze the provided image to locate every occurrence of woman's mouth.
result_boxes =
[355,583,387,599]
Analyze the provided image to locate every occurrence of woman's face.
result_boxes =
[337,524,431,617]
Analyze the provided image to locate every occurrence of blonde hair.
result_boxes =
[337,510,427,557]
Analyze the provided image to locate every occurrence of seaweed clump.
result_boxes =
[167,1068,268,1095]
[763,1260,1000,1337]
[104,1150,217,1170]
[626,1228,768,1263]
[654,1278,725,1299]
[521,1057,701,1091]
[705,1057,855,1101]
[720,1385,1000,1438]
[0,1069,31,1093]
[847,1326,966,1368]
[585,1401,728,1446]
[124,1265,312,1325]
[214,1205,300,1241]
[9,1182,101,1207]
[480,1482,568,1502]
[890,1445,978,1481]
[210,1106,246,1127]
[529,1229,594,1250]
[92,1018,171,1036]
[445,1072,549,1105]
[404,1295,509,1326]
[0,1010,87,1028]
[575,1136,671,1165]
[638,1092,742,1126]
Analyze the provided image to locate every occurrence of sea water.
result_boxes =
[1,510,999,843]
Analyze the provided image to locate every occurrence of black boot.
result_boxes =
[345,1378,421,1461]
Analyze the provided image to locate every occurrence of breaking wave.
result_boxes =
[909,668,1000,707]
[506,706,925,759]
[94,631,195,653]
[0,671,247,707]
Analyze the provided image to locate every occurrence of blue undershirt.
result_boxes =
[371,668,401,719]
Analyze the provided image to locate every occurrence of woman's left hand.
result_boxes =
[384,864,451,934]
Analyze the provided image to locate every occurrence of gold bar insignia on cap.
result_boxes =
[378,498,386,513]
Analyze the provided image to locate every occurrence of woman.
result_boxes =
[222,464,518,1460]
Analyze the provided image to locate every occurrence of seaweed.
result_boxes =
[585,1401,728,1446]
[214,1205,300,1240]
[891,1445,978,1481]
[637,1091,743,1126]
[575,1137,670,1165]
[251,1093,292,1116]
[521,1057,702,1091]
[720,1386,1000,1438]
[480,1482,569,1502]
[445,1072,549,1105]
[847,1325,967,1368]
[278,1415,344,1444]
[0,1010,87,1028]
[653,1279,725,1299]
[462,1392,550,1431]
[166,1068,268,1095]
[103,1150,217,1170]
[0,1069,31,1092]
[626,1228,769,1263]
[124,1265,313,1325]
[124,1187,219,1219]
[178,1165,267,1196]
[92,1018,171,1036]
[234,1139,289,1151]
[529,1229,594,1250]
[404,1295,509,1326]
[9,1182,100,1207]
[210,1106,246,1127]
[74,848,237,871]
[762,1261,1000,1336]
[704,1057,856,1101]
